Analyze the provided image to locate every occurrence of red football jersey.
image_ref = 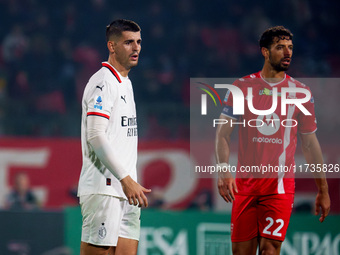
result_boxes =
[222,71,317,195]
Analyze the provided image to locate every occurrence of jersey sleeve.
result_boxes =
[221,81,240,120]
[87,116,129,181]
[86,80,115,120]
[297,89,317,134]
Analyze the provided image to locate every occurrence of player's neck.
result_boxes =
[107,56,130,77]
[261,64,285,83]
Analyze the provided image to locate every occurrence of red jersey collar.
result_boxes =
[102,62,122,83]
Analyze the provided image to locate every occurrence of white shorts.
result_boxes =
[80,194,141,246]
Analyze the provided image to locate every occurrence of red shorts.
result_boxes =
[231,193,294,242]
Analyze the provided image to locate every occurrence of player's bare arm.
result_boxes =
[215,114,238,202]
[300,132,331,222]
[120,175,151,207]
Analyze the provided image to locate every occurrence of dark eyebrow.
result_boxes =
[276,43,293,47]
[124,38,142,43]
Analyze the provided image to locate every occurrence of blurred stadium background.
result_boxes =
[0,0,340,254]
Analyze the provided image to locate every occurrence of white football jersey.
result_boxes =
[78,62,138,199]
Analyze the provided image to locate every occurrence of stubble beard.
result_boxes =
[269,53,290,72]
[116,53,138,71]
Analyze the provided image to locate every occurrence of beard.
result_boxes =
[115,52,139,70]
[269,53,290,72]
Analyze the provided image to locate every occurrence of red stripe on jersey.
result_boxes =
[102,62,122,83]
[87,112,110,119]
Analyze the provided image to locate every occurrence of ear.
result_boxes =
[107,41,115,53]
[261,47,269,59]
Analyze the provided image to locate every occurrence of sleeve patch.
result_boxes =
[223,90,231,104]
[94,96,103,110]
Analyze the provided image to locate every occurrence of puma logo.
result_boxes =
[121,95,126,103]
[96,85,104,91]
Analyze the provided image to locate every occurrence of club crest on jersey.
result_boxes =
[94,96,103,110]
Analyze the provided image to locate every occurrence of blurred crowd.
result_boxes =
[0,0,339,140]
[3,172,40,211]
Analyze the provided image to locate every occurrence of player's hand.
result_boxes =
[217,171,238,203]
[120,175,152,207]
[315,189,330,223]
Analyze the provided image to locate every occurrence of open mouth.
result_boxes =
[130,54,138,61]
[282,58,291,65]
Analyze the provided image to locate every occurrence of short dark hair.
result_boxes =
[106,19,141,42]
[259,26,293,49]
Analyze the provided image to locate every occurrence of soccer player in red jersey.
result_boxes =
[215,26,331,254]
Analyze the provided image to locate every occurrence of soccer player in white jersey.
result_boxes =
[215,26,331,254]
[78,19,151,255]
